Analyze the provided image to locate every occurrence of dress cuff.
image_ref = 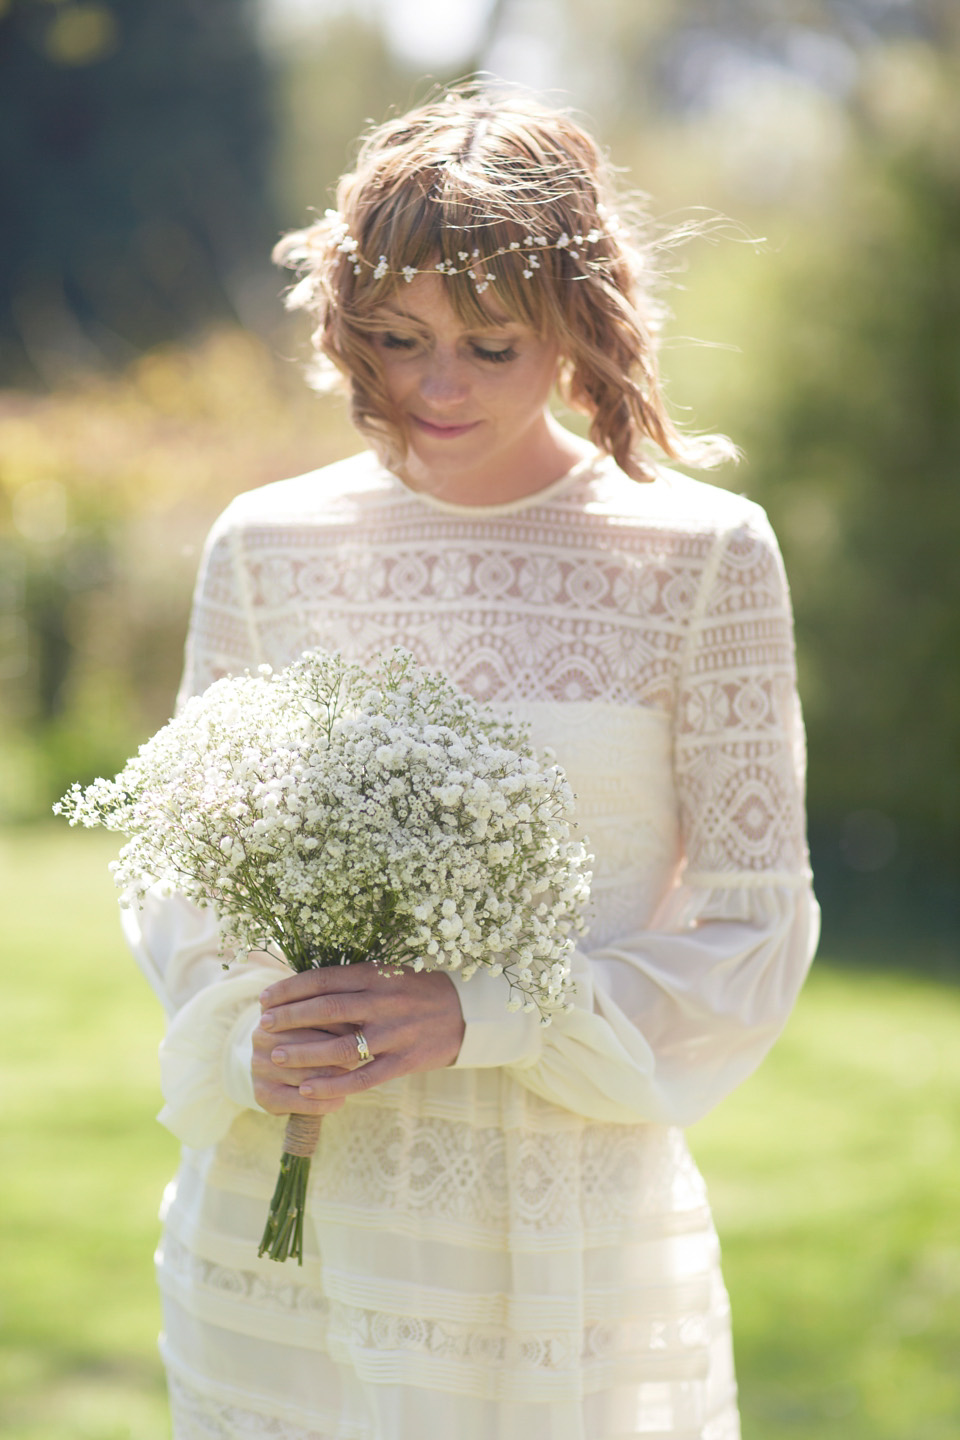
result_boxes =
[157,963,278,1148]
[449,966,544,1070]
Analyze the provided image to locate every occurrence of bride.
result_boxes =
[124,85,819,1440]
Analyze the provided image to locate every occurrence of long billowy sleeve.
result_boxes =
[453,514,820,1126]
[122,509,286,1149]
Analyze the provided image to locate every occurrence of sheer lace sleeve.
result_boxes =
[477,514,819,1125]
[123,508,283,1149]
[176,509,263,709]
[673,512,809,888]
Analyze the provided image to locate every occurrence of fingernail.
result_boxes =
[272,1048,287,1063]
[299,1085,315,1096]
[260,1012,275,1029]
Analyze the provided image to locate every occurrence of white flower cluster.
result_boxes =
[57,649,591,1022]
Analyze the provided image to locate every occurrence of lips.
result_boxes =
[411,415,480,439]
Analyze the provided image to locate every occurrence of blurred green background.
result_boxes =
[1,1,958,1436]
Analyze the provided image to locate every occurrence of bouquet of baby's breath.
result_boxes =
[57,648,590,1264]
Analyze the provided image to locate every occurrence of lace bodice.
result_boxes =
[181,450,809,944]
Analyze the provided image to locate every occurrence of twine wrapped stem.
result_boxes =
[258,1114,323,1265]
[282,1113,322,1157]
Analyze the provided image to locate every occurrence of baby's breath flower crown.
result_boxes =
[311,206,622,296]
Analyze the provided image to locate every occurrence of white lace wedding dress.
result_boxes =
[123,448,819,1440]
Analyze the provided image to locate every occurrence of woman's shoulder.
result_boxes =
[208,450,392,539]
[584,459,775,549]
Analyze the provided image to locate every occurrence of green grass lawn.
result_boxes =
[1,826,958,1439]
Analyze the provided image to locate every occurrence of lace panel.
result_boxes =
[311,1099,710,1246]
[178,529,260,705]
[160,1232,329,1325]
[159,1235,721,1405]
[166,1365,740,1440]
[185,462,721,705]
[240,503,707,712]
[167,1369,346,1440]
[675,522,808,882]
[322,1303,713,1398]
[200,1097,710,1249]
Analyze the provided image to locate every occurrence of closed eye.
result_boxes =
[377,332,518,363]
[471,344,517,364]
[380,332,419,351]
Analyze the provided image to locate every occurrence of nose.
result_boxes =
[417,351,470,409]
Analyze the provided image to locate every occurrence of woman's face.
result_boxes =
[369,273,573,502]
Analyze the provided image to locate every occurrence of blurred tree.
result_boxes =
[0,0,276,385]
[0,329,359,821]
[274,12,407,223]
[726,41,960,944]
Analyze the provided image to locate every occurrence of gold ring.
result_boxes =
[354,1029,373,1064]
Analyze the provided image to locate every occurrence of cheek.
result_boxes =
[508,352,559,409]
[377,357,405,398]
[524,342,560,389]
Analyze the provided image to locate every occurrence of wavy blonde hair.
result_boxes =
[274,85,736,481]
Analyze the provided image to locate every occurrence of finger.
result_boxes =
[253,1025,358,1071]
[260,963,381,1009]
[251,1026,338,1064]
[252,1078,346,1116]
[270,1030,377,1072]
[298,1052,402,1099]
[252,1020,357,1056]
[260,991,372,1032]
[253,1054,348,1086]
[252,1026,356,1078]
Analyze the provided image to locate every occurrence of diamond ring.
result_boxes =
[354,1029,373,1064]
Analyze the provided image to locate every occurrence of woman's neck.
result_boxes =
[396,416,595,508]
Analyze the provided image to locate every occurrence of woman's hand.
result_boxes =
[251,1015,357,1117]
[255,963,466,1114]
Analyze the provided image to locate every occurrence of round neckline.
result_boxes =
[386,447,608,516]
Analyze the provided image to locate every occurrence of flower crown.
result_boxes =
[320,208,621,295]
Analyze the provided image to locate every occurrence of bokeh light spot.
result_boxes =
[43,3,118,67]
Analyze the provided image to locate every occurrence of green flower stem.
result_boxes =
[258,1151,312,1265]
